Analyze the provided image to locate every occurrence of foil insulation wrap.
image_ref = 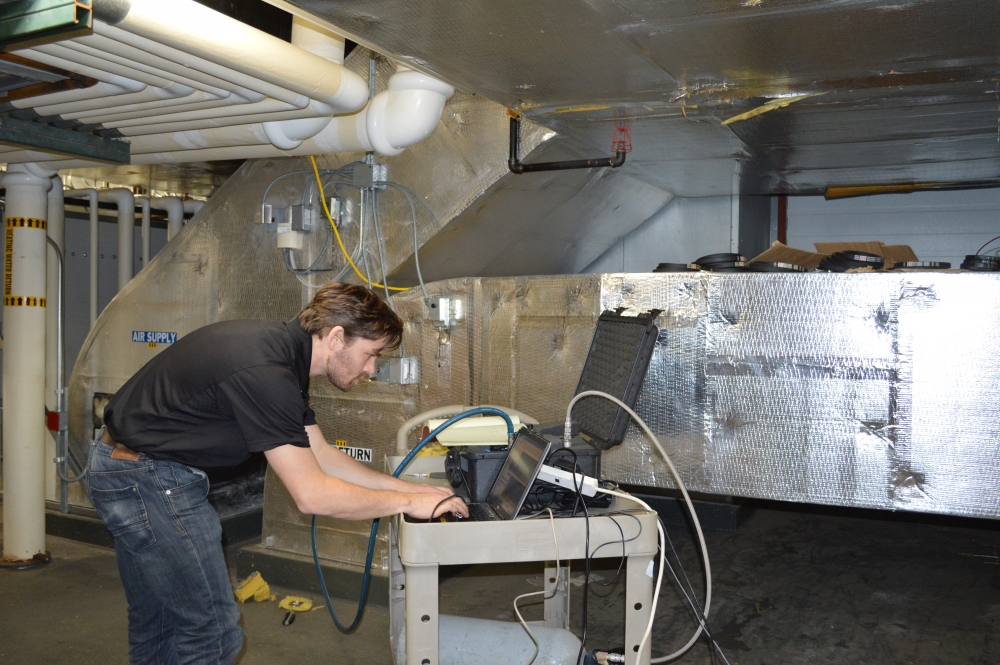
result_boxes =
[264,272,1000,575]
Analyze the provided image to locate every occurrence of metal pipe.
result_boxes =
[1,163,55,564]
[152,196,184,240]
[44,237,73,512]
[64,189,99,326]
[138,196,150,267]
[508,116,626,174]
[98,188,135,291]
[44,175,64,506]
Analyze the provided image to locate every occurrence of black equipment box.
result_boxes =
[451,309,659,500]
[449,438,601,504]
[572,308,660,451]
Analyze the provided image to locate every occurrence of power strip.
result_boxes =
[537,464,598,497]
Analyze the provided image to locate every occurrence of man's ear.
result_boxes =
[326,326,347,352]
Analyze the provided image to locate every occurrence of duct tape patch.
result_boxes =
[4,296,45,307]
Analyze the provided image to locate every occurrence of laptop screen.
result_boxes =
[487,429,552,519]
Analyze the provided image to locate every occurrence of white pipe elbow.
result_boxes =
[182,199,204,215]
[98,189,136,291]
[152,82,195,99]
[99,75,147,95]
[262,116,332,149]
[22,162,58,180]
[366,68,455,157]
[152,196,184,240]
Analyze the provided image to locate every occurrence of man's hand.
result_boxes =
[406,492,469,520]
[406,482,454,496]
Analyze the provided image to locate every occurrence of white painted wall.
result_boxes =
[584,196,737,273]
[786,188,1000,266]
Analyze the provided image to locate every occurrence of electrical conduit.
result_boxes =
[44,175,64,505]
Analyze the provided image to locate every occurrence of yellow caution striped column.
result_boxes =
[2,164,54,564]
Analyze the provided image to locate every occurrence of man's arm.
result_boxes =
[264,443,468,520]
[305,424,442,495]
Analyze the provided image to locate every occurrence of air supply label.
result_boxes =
[132,331,178,344]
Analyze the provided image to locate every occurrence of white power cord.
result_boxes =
[565,390,712,663]
[513,507,559,665]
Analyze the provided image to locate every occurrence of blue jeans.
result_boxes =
[87,437,243,665]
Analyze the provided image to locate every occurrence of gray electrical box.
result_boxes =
[373,357,420,385]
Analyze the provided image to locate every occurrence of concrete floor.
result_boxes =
[2,501,998,664]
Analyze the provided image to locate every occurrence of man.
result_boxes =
[88,282,467,665]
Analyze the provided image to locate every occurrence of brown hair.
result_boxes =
[297,282,403,349]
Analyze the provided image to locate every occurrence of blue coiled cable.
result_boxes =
[312,407,516,633]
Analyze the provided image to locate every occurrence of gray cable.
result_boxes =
[370,188,394,308]
[378,181,429,304]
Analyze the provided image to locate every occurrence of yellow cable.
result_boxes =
[309,155,408,291]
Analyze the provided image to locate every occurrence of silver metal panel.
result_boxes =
[286,0,1000,195]
[252,270,1000,571]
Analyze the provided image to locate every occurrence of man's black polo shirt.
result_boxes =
[104,320,316,468]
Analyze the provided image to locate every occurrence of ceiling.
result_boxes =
[58,161,244,198]
[282,0,1000,196]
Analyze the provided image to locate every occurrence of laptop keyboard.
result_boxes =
[468,503,501,522]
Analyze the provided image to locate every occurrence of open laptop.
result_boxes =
[455,429,553,522]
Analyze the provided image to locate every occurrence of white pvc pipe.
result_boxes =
[66,93,232,123]
[94,22,313,109]
[44,175,64,504]
[98,189,135,291]
[105,97,299,130]
[121,66,454,158]
[7,75,146,111]
[291,16,345,64]
[183,199,205,216]
[64,188,99,326]
[365,66,456,156]
[32,81,192,117]
[100,0,368,112]
[69,33,252,97]
[15,46,172,88]
[153,196,184,241]
[29,43,230,105]
[2,163,55,562]
[36,42,226,97]
[115,105,326,136]
[137,197,150,267]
